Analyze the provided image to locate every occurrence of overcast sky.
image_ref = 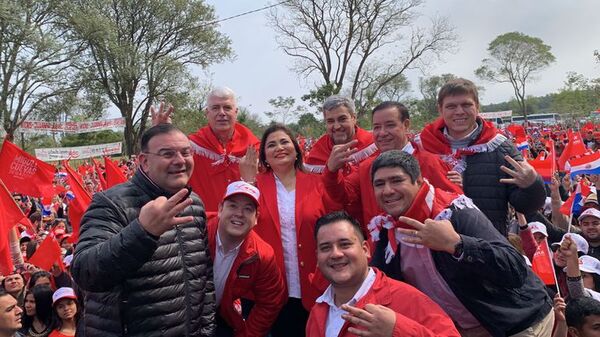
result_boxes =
[202,0,600,120]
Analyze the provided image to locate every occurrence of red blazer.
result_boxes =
[323,144,463,230]
[306,268,460,337]
[253,170,340,310]
[208,218,286,337]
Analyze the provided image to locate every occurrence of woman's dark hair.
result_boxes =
[259,124,304,172]
[21,285,53,332]
[28,271,52,290]
[33,285,54,328]
[590,272,600,292]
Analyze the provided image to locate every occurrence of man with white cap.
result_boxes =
[208,181,286,337]
[578,208,600,261]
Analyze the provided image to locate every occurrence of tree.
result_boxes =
[269,0,456,119]
[63,0,232,155]
[552,72,600,120]
[0,0,82,141]
[266,96,306,124]
[475,32,555,120]
[292,112,324,139]
[416,73,456,121]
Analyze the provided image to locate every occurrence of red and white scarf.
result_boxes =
[189,123,259,167]
[414,117,507,173]
[367,180,477,264]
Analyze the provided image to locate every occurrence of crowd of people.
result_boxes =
[2,78,600,337]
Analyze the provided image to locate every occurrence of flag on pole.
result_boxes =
[568,151,600,178]
[0,179,29,275]
[531,239,557,286]
[0,139,55,198]
[28,235,64,271]
[560,181,592,216]
[104,157,127,188]
[63,161,92,243]
[528,140,556,183]
[558,129,587,170]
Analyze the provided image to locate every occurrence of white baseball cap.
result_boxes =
[579,255,600,276]
[579,208,600,222]
[52,287,77,305]
[223,181,260,206]
[552,233,590,255]
[528,222,548,237]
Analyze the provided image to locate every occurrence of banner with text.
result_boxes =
[35,142,122,161]
[20,118,125,133]
[480,111,513,120]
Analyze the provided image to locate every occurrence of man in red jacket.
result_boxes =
[152,87,260,216]
[323,101,463,234]
[307,211,459,337]
[208,181,286,337]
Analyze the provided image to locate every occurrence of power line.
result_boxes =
[206,0,292,26]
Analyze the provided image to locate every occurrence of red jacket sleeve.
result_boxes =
[322,166,362,206]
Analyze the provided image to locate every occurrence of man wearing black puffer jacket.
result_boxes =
[415,78,546,237]
[72,124,215,337]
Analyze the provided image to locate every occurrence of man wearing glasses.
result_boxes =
[72,123,216,337]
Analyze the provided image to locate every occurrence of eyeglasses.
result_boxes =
[143,148,193,159]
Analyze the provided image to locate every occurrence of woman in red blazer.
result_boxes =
[241,124,340,337]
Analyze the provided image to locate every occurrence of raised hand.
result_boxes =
[341,303,396,337]
[446,170,463,187]
[499,155,538,188]
[239,146,259,183]
[139,189,194,237]
[326,139,359,172]
[396,216,461,254]
[150,101,174,126]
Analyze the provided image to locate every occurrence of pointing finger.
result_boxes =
[397,216,425,230]
[503,155,523,170]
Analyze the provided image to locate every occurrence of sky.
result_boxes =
[202,0,600,121]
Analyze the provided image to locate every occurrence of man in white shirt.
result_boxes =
[306,211,459,337]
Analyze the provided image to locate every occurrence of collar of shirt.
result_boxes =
[216,231,243,256]
[316,267,377,308]
[443,118,483,144]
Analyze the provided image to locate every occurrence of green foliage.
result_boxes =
[415,74,457,121]
[551,72,600,119]
[476,32,555,118]
[237,106,266,138]
[60,130,123,147]
[0,0,82,140]
[63,0,232,154]
[289,112,325,138]
[266,96,306,124]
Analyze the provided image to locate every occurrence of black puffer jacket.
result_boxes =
[72,170,215,337]
[463,139,546,236]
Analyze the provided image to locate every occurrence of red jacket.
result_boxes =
[253,170,340,310]
[189,123,260,215]
[306,268,460,337]
[208,218,286,337]
[304,127,378,223]
[323,143,463,231]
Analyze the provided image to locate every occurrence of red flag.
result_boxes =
[63,161,92,243]
[558,130,587,170]
[528,140,556,183]
[104,157,127,188]
[531,239,556,285]
[92,158,107,191]
[560,181,591,216]
[507,124,527,138]
[0,179,29,275]
[28,235,64,271]
[0,139,55,198]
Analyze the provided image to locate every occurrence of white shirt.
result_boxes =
[214,232,242,306]
[316,268,377,337]
[275,175,302,298]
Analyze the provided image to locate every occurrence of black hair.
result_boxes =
[140,124,185,152]
[314,211,365,241]
[28,271,52,289]
[259,124,304,171]
[371,101,410,121]
[566,297,600,328]
[22,285,53,331]
[51,295,81,331]
[370,150,421,184]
